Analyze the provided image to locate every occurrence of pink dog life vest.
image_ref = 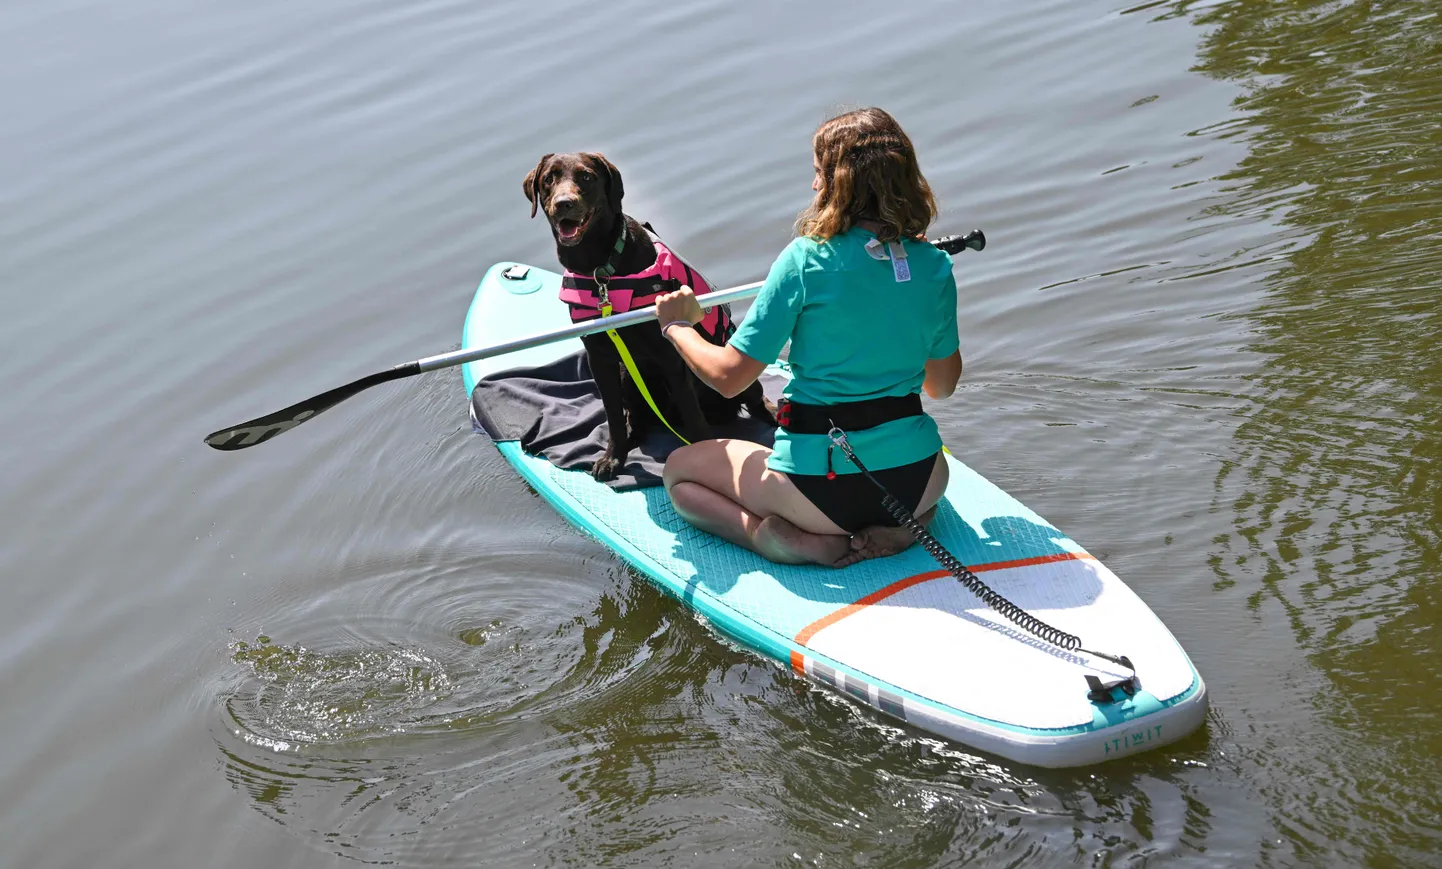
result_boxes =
[559,238,732,340]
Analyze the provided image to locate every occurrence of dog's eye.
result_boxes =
[578,171,595,183]
[545,169,561,183]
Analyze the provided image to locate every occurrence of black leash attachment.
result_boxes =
[824,426,1140,704]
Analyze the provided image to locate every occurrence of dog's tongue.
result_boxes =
[557,219,582,240]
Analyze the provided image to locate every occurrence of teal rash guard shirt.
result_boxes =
[728,227,960,476]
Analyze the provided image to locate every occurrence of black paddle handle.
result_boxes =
[932,229,986,255]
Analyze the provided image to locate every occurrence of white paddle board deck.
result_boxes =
[462,262,1208,767]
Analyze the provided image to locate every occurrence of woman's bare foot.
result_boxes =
[830,508,936,567]
[753,515,852,565]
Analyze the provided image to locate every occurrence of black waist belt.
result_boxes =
[775,394,922,434]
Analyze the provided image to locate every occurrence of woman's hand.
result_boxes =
[652,286,768,399]
[656,286,705,329]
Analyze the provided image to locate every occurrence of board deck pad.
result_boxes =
[463,261,1208,767]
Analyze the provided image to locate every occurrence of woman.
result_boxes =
[654,107,962,567]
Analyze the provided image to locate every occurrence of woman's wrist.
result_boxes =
[661,320,693,339]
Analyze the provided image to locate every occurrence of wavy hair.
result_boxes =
[797,107,937,243]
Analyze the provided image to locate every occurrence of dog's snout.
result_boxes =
[549,181,585,215]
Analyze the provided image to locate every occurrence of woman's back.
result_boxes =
[730,227,959,476]
[783,228,957,406]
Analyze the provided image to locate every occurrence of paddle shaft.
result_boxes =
[416,280,764,374]
[203,229,984,450]
[417,229,984,373]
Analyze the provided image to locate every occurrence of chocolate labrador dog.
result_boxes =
[523,152,774,481]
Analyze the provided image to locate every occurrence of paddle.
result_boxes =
[203,229,986,451]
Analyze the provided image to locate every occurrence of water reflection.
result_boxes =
[217,569,1234,866]
[1168,0,1441,861]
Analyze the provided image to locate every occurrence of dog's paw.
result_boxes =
[750,396,778,426]
[591,454,621,481]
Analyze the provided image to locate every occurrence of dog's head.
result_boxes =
[522,152,624,247]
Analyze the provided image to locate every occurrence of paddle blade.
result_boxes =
[204,363,417,450]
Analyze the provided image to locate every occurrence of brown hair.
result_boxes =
[797,107,937,243]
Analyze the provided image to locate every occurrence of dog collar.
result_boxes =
[591,220,630,281]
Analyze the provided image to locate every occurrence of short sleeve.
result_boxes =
[729,242,805,365]
[929,271,959,358]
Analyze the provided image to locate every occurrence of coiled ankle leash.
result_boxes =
[825,426,1139,701]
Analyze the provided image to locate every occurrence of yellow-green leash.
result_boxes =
[600,301,691,446]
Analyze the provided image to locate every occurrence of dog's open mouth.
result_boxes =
[554,212,593,246]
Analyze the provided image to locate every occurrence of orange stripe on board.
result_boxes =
[789,650,805,675]
[795,570,948,647]
[791,551,1095,650]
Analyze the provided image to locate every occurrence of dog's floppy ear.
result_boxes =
[522,153,554,219]
[586,153,624,215]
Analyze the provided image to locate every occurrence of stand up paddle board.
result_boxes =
[462,261,1208,767]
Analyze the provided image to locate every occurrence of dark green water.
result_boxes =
[1,1,1438,866]
[1192,1,1442,861]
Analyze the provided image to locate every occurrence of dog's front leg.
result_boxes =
[586,341,631,481]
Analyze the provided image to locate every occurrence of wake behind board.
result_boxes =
[462,262,1208,768]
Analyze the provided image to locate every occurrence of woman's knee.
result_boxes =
[666,480,702,518]
[662,443,707,490]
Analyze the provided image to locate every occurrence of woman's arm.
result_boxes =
[924,269,962,400]
[662,324,768,398]
[655,288,768,398]
[923,351,962,399]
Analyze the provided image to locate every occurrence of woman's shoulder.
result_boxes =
[904,237,956,280]
[810,230,953,277]
[780,229,952,277]
[771,235,836,275]
[783,234,829,258]
[763,236,816,281]
[787,230,861,266]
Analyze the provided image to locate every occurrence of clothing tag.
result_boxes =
[888,241,911,282]
[863,238,889,261]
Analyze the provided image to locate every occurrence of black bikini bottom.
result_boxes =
[786,452,939,534]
